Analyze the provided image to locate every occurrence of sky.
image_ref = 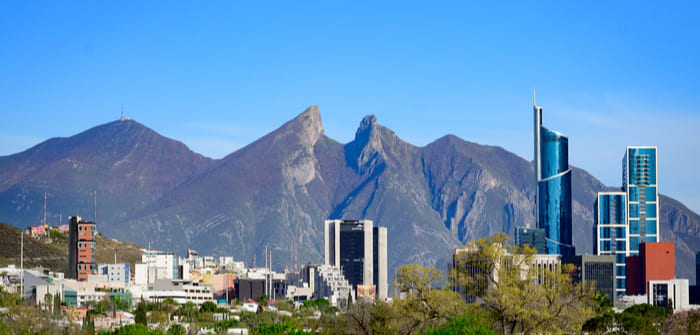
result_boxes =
[1,2,699,213]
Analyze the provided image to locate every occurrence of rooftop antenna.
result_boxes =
[533,89,536,106]
[94,191,97,224]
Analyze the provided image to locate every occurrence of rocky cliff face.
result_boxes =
[1,107,698,282]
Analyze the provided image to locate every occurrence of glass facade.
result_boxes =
[623,147,659,255]
[593,147,658,298]
[594,192,628,296]
[536,124,574,256]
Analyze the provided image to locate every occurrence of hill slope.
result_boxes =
[0,108,698,282]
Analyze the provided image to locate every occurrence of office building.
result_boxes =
[97,264,130,284]
[324,219,387,300]
[648,279,689,312]
[533,97,574,256]
[141,250,179,281]
[515,227,546,254]
[594,192,628,296]
[562,255,616,300]
[623,147,660,251]
[626,242,675,295]
[68,216,97,281]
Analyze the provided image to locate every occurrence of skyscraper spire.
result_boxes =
[533,88,536,106]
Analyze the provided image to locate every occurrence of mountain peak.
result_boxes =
[293,105,324,149]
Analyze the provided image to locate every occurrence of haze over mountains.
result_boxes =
[1,106,699,283]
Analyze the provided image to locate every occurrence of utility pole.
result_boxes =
[20,228,23,300]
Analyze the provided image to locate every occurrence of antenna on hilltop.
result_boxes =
[121,104,124,121]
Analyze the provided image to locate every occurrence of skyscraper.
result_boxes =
[623,146,659,251]
[594,192,627,296]
[533,96,574,256]
[324,219,387,300]
[593,146,660,297]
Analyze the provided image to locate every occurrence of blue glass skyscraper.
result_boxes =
[595,192,627,296]
[623,146,659,252]
[533,96,575,256]
[594,146,659,297]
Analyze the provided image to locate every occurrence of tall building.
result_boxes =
[324,219,387,300]
[593,147,660,298]
[594,192,628,296]
[67,216,97,281]
[623,147,659,251]
[515,227,546,254]
[533,97,574,256]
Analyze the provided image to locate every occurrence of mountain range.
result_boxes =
[1,106,698,283]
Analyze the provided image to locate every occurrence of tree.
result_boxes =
[451,233,595,335]
[166,324,186,335]
[421,307,496,335]
[135,301,148,326]
[44,292,53,311]
[82,312,95,335]
[53,293,62,316]
[663,308,700,334]
[200,301,217,313]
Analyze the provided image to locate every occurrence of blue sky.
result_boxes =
[1,1,699,213]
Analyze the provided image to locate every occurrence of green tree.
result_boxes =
[616,304,668,335]
[54,293,62,316]
[166,324,186,335]
[44,292,53,311]
[200,300,217,313]
[83,312,95,335]
[451,233,595,335]
[135,301,148,326]
[421,307,496,335]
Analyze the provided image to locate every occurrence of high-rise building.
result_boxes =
[515,227,546,254]
[533,97,574,256]
[623,147,659,252]
[593,147,660,298]
[594,192,628,296]
[67,216,97,281]
[324,219,387,300]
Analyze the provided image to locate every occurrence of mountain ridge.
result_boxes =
[1,107,698,283]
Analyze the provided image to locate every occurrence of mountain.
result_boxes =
[0,119,214,228]
[1,107,698,283]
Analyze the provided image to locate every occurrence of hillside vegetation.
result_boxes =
[0,221,142,273]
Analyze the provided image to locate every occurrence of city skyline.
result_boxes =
[1,2,699,213]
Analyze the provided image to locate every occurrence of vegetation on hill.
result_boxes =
[0,221,143,273]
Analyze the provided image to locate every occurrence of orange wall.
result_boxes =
[642,242,675,293]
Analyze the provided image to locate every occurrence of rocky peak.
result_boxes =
[291,105,324,150]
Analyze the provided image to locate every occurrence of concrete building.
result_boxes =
[97,264,130,284]
[648,279,690,312]
[213,273,237,304]
[137,279,213,305]
[626,242,675,295]
[324,219,387,300]
[302,264,354,307]
[68,216,97,281]
[141,249,179,280]
[533,98,575,256]
[562,255,616,300]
